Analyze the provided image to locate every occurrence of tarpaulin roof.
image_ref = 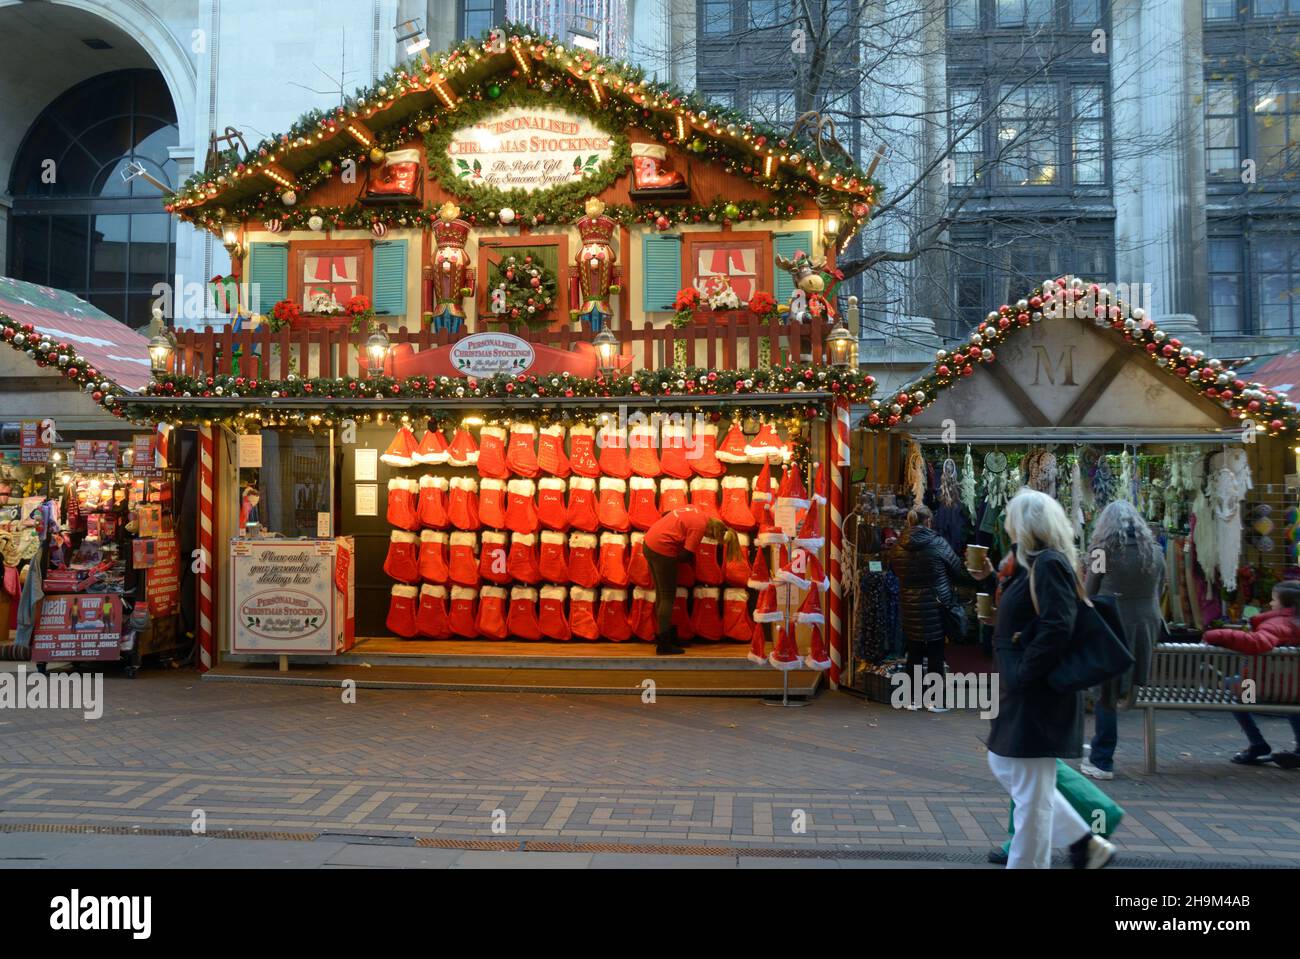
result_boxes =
[0,276,151,392]
[1249,350,1300,396]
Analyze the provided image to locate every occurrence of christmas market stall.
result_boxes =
[116,25,881,695]
[841,276,1300,697]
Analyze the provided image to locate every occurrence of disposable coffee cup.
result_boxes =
[966,544,989,571]
[976,593,993,619]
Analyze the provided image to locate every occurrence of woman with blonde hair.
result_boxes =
[1082,500,1165,779]
[643,509,741,655]
[987,489,1115,868]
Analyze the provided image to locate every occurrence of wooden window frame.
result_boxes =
[476,233,571,323]
[681,230,773,305]
[289,239,372,317]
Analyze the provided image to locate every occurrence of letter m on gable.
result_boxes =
[1031,344,1077,386]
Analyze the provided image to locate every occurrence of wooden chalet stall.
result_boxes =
[118,26,882,696]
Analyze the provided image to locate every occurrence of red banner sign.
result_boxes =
[70,439,120,472]
[32,593,123,662]
[19,420,52,465]
[148,533,181,618]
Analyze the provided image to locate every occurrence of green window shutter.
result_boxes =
[247,242,287,314]
[773,231,813,304]
[372,240,408,317]
[642,233,682,312]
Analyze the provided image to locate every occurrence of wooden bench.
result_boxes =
[1132,643,1300,772]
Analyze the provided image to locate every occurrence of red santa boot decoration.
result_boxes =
[805,625,832,671]
[418,530,449,584]
[659,421,692,480]
[627,532,653,589]
[597,423,632,478]
[566,477,599,532]
[753,583,783,623]
[448,587,479,638]
[672,587,695,641]
[538,585,572,641]
[777,544,811,589]
[537,424,571,478]
[566,533,600,589]
[745,421,784,464]
[476,425,509,479]
[717,421,749,465]
[802,548,830,591]
[537,477,570,532]
[380,426,418,468]
[386,585,419,638]
[597,478,631,531]
[769,624,801,670]
[748,620,768,665]
[811,463,827,506]
[720,476,756,531]
[628,420,661,478]
[748,546,773,590]
[386,478,419,531]
[796,586,825,625]
[538,531,569,583]
[690,587,724,641]
[505,479,539,535]
[598,532,630,588]
[447,477,480,531]
[628,477,661,531]
[446,427,479,468]
[507,533,541,584]
[505,421,540,478]
[383,531,420,583]
[475,586,509,640]
[794,505,824,551]
[568,425,600,478]
[689,421,725,478]
[658,478,689,514]
[416,584,451,640]
[568,587,600,641]
[506,586,542,640]
[776,464,810,513]
[413,426,450,465]
[724,532,752,587]
[479,530,511,585]
[694,536,724,585]
[630,141,687,192]
[417,475,450,529]
[755,502,788,547]
[722,588,752,641]
[448,532,481,587]
[689,478,721,522]
[598,587,632,642]
[478,478,508,529]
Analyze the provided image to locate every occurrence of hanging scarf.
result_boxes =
[1070,455,1085,543]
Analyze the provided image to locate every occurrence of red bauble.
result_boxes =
[937,365,951,377]
[92,391,103,402]
[1206,388,1219,398]
[867,413,880,425]
[1248,400,1261,411]
[998,318,1010,330]
[960,366,974,377]
[1145,343,1158,353]
[1176,367,1189,377]
[1270,419,1284,430]
[1162,345,1175,357]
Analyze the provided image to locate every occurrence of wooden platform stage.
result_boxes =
[209,637,824,697]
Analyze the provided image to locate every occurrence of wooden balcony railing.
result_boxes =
[164,313,836,381]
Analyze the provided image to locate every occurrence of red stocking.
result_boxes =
[537,478,570,532]
[448,587,478,638]
[478,479,507,530]
[383,531,420,584]
[598,532,630,588]
[568,587,600,640]
[418,530,449,584]
[417,475,450,529]
[597,588,632,641]
[476,425,509,479]
[479,530,511,585]
[537,424,571,478]
[566,533,600,589]
[538,585,572,641]
[566,477,599,532]
[568,425,600,478]
[475,586,509,640]
[506,586,542,640]
[386,585,419,638]
[539,531,569,583]
[505,422,540,478]
[507,533,541,584]
[416,584,451,639]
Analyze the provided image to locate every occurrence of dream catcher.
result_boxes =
[982,450,1011,512]
[1191,488,1218,597]
[1211,448,1252,593]
[1024,449,1058,498]
[938,458,960,509]
[961,445,977,517]
[1091,455,1117,509]
[1068,455,1085,543]
[1118,450,1133,504]
[1078,446,1099,511]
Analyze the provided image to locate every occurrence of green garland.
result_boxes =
[488,253,557,328]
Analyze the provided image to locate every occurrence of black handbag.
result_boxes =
[1025,555,1135,694]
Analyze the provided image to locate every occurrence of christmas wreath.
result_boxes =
[489,254,557,328]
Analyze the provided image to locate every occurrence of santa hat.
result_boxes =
[446,426,479,467]
[751,460,774,506]
[380,426,418,468]
[811,463,827,506]
[747,620,768,665]
[752,583,783,622]
[755,502,788,547]
[505,421,540,478]
[802,548,830,591]
[747,547,773,590]
[776,465,810,512]
[716,422,748,464]
[413,427,450,465]
[794,505,824,551]
[796,586,825,625]
[805,624,832,671]
[477,425,510,479]
[769,625,801,670]
[658,478,689,514]
[777,545,812,589]
[745,422,784,464]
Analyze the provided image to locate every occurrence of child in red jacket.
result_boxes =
[1203,581,1300,768]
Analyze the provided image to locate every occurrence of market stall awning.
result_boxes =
[1248,350,1300,396]
[0,276,152,393]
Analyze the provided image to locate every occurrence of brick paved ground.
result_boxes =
[0,668,1296,866]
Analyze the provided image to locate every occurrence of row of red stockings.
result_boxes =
[380,421,793,479]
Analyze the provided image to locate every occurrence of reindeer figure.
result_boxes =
[775,250,837,323]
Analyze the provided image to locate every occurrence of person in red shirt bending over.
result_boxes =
[643,507,741,656]
[1203,580,1300,768]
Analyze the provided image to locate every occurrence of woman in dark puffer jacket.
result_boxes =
[889,505,994,709]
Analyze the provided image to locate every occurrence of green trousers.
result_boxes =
[1002,759,1124,853]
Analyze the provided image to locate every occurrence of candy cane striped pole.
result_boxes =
[197,425,216,672]
[827,397,851,688]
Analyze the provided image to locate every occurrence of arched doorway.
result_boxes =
[7,69,178,329]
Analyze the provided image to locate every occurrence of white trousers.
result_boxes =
[987,751,1089,868]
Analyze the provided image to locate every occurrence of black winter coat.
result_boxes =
[889,526,983,646]
[987,549,1084,759]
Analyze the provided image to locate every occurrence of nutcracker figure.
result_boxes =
[429,201,474,333]
[574,196,619,332]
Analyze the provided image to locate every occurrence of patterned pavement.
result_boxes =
[0,669,1296,865]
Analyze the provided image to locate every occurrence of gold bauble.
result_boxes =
[369,147,387,164]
